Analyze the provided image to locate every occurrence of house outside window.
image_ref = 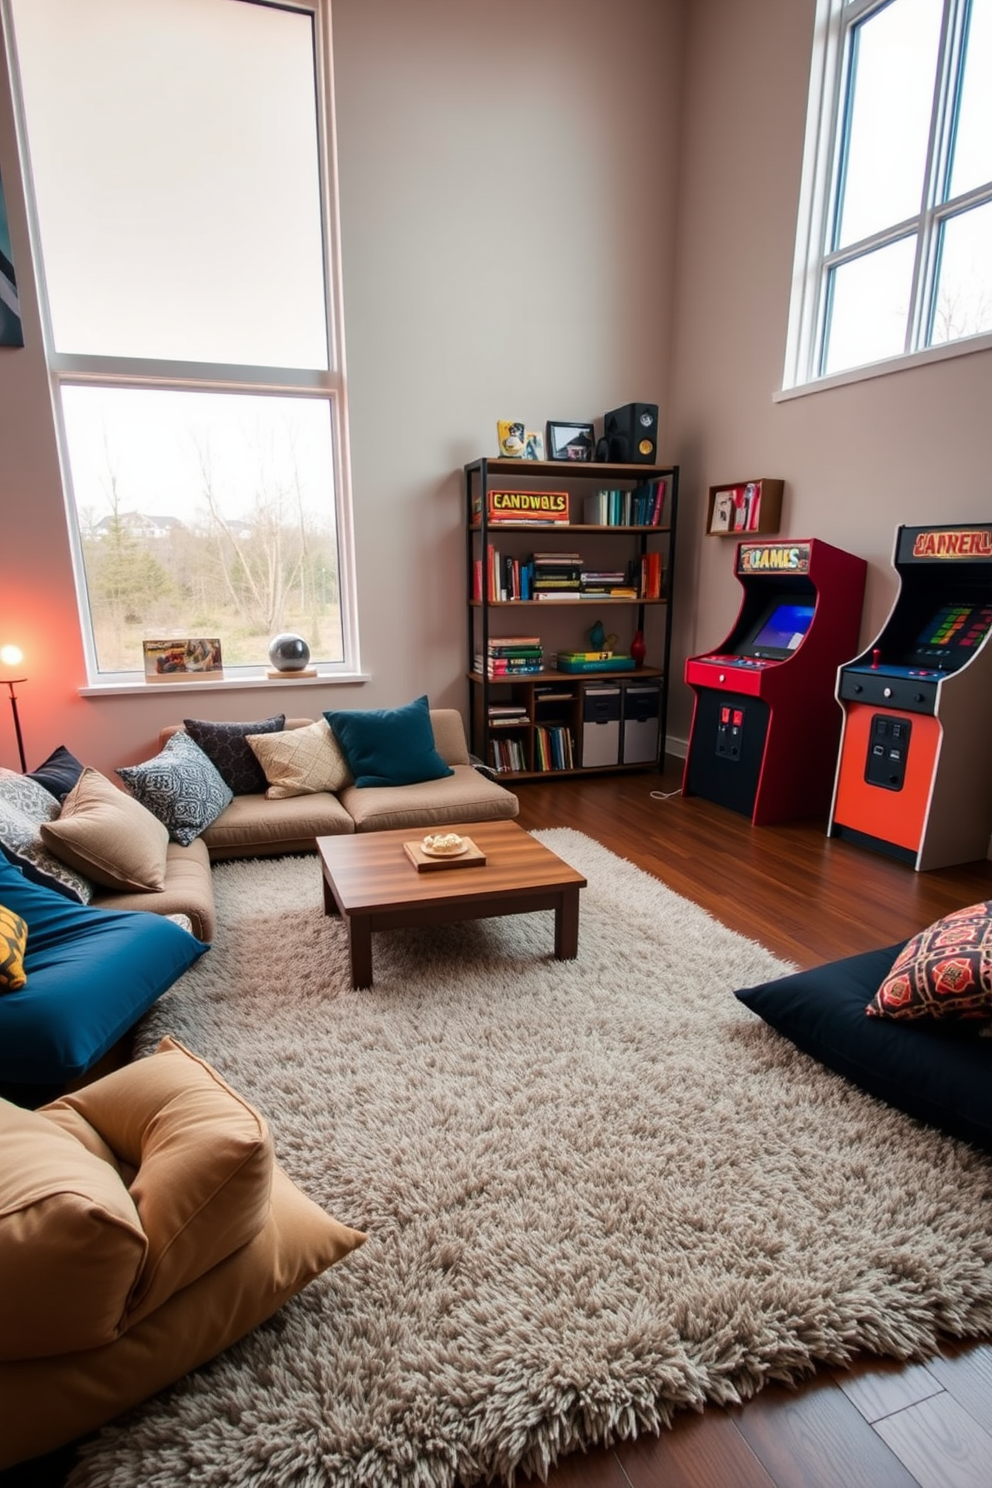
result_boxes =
[783,0,992,391]
[3,0,358,681]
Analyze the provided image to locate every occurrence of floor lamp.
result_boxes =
[0,645,27,773]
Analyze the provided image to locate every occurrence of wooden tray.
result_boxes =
[403,837,487,872]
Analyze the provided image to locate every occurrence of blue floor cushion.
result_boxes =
[0,856,207,1088]
[736,944,992,1152]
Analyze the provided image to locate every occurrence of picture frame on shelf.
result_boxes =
[546,421,595,462]
[143,637,223,682]
[709,488,735,533]
[524,430,545,460]
[496,420,527,457]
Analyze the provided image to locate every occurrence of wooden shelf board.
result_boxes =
[469,667,663,685]
[470,522,671,534]
[471,598,667,607]
[466,458,676,481]
[490,762,661,781]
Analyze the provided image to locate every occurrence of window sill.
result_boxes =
[776,329,992,401]
[79,671,371,698]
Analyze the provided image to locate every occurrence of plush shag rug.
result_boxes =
[68,830,992,1488]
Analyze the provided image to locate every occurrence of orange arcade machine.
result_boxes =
[683,537,867,825]
[829,522,992,871]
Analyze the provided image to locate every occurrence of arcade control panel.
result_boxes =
[839,603,992,715]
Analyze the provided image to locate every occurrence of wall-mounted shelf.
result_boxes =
[706,478,784,537]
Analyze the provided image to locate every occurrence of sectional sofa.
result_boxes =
[0,705,518,1095]
[94,709,518,940]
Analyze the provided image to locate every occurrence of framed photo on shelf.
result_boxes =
[143,637,223,682]
[708,488,736,533]
[546,421,595,462]
[496,420,527,457]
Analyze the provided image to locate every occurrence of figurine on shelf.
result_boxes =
[588,619,606,650]
[630,629,646,666]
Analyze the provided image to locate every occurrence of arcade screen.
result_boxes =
[908,602,992,670]
[747,601,815,659]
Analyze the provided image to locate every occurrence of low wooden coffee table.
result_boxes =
[316,819,586,989]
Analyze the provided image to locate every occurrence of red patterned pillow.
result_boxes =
[867,901,992,1022]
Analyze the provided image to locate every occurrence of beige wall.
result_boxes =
[0,0,683,774]
[666,0,992,745]
[2,0,989,777]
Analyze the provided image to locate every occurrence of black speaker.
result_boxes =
[604,402,659,463]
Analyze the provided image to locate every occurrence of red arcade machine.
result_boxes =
[683,538,867,825]
[829,522,992,871]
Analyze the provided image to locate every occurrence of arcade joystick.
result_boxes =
[871,648,881,669]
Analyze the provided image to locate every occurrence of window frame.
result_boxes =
[781,0,992,395]
[2,0,362,687]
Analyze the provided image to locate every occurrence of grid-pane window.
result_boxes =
[784,0,992,388]
[6,0,355,678]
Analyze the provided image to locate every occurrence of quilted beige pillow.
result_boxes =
[39,767,170,893]
[247,718,352,797]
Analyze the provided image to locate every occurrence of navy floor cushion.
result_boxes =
[735,945,992,1152]
[0,855,207,1089]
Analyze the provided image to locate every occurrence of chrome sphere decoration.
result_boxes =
[268,633,311,672]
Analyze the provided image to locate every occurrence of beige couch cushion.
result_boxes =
[39,767,170,893]
[340,763,519,833]
[92,836,215,941]
[0,1099,147,1360]
[428,708,472,766]
[201,788,355,858]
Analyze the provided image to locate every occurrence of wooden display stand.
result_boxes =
[706,479,783,537]
[683,536,867,826]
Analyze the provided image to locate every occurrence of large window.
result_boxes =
[783,0,992,389]
[4,0,357,679]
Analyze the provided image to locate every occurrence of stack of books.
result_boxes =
[531,552,583,599]
[579,568,638,598]
[487,702,529,728]
[475,636,543,678]
[556,651,636,673]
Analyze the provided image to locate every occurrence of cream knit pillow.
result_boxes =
[246,719,352,798]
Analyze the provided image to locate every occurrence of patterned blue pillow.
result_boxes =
[0,769,93,904]
[183,715,285,795]
[117,732,233,846]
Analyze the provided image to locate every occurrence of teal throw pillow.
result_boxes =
[323,696,454,789]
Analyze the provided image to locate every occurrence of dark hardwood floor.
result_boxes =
[5,762,990,1488]
[507,760,992,1488]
